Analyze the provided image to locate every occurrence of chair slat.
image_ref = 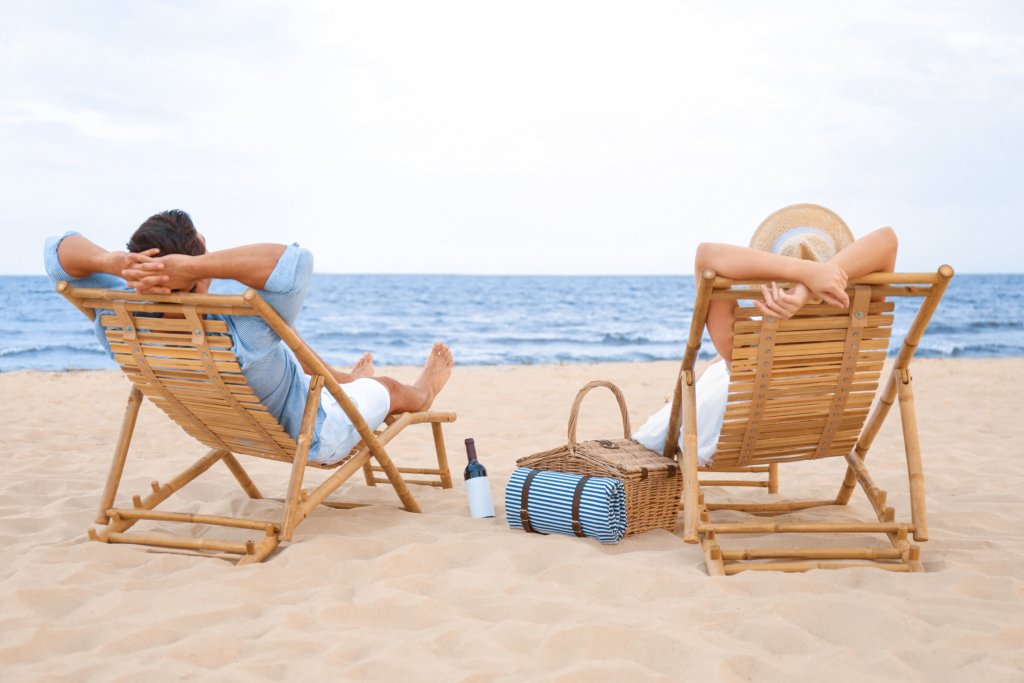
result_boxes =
[714,286,889,467]
[135,368,250,385]
[734,300,894,318]
[108,329,234,349]
[101,315,230,334]
[733,326,892,346]
[113,353,242,374]
[86,301,250,317]
[109,342,238,362]
[143,378,261,401]
[733,313,893,334]
[728,381,879,401]
[731,357,885,379]
[731,338,890,361]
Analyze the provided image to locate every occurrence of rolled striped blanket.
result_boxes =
[505,467,627,543]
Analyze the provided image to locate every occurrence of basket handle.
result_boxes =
[567,380,632,455]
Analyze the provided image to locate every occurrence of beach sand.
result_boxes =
[1,359,1022,681]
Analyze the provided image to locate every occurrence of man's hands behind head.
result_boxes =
[122,251,205,295]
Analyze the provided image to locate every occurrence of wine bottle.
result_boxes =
[463,437,495,518]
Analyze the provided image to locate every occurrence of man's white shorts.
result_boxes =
[311,378,391,465]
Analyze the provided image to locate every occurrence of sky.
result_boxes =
[1,1,1022,275]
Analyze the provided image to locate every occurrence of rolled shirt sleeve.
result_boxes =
[220,243,314,365]
[44,231,126,291]
[44,232,127,361]
[258,243,315,325]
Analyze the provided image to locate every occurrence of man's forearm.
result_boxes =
[57,235,125,278]
[185,244,287,290]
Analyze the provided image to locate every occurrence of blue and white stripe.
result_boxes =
[505,467,627,544]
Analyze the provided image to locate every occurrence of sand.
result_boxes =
[1,358,1023,681]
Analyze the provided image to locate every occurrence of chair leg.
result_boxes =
[362,460,377,486]
[431,422,454,489]
[281,447,309,543]
[362,416,455,488]
[281,376,323,542]
[681,448,700,544]
[897,370,928,541]
[768,463,779,494]
[836,368,899,505]
[221,453,263,499]
[237,535,280,566]
[367,442,421,513]
[91,448,230,540]
[699,513,726,576]
[681,379,700,543]
[95,386,143,524]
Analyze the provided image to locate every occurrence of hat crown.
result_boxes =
[749,203,854,262]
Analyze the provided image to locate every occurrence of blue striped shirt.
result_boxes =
[44,232,331,458]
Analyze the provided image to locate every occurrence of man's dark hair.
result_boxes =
[127,209,205,256]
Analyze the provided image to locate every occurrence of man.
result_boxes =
[45,209,453,465]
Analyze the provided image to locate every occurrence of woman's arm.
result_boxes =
[827,226,898,279]
[698,227,898,362]
[694,242,850,307]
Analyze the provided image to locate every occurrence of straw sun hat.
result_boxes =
[749,203,854,262]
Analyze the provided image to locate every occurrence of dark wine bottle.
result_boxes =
[463,438,494,518]
[464,438,487,479]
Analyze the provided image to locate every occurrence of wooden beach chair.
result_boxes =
[57,282,456,565]
[664,266,953,574]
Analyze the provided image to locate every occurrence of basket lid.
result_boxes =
[573,439,679,479]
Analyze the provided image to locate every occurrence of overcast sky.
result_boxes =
[2,1,1022,274]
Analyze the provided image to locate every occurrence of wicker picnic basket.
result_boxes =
[516,380,683,536]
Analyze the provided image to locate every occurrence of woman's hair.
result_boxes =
[127,209,206,256]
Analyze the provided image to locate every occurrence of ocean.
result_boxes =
[1,273,1021,372]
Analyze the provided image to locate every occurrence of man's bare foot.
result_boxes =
[350,352,375,379]
[413,342,454,410]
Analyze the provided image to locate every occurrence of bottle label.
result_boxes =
[465,476,495,518]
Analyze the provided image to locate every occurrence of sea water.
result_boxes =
[1,273,1021,372]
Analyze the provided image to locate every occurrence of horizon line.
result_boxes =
[1,270,1022,278]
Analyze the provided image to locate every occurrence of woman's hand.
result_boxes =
[756,282,811,321]
[801,261,850,309]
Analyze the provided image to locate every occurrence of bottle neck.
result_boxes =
[465,438,478,462]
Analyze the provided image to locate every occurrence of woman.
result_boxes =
[633,204,899,465]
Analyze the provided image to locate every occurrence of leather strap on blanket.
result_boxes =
[519,470,544,534]
[570,475,592,537]
[519,470,592,538]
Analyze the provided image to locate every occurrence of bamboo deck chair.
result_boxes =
[57,282,456,565]
[664,266,953,575]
